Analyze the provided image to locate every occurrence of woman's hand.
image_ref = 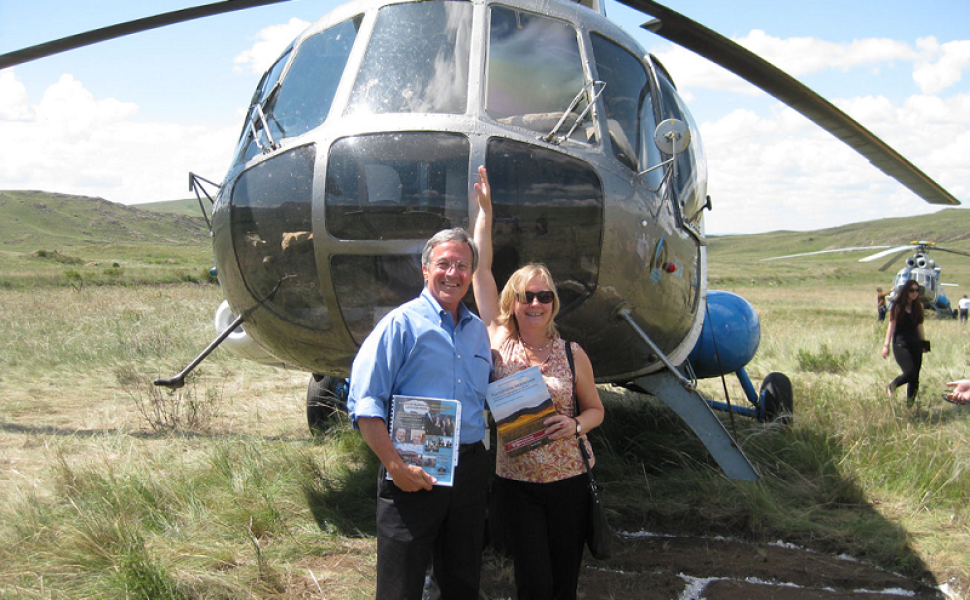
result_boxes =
[544,414,578,441]
[473,165,491,213]
[881,344,889,359]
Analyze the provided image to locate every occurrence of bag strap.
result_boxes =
[565,342,596,477]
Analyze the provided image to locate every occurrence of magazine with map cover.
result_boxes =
[486,366,557,458]
[387,395,461,487]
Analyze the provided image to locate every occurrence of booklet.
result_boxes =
[486,366,557,458]
[387,395,461,487]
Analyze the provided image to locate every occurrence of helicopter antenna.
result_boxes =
[188,172,220,233]
[154,275,288,389]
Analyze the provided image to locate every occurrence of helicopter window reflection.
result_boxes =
[346,1,471,115]
[589,34,650,175]
[270,16,363,139]
[230,145,331,331]
[325,132,469,240]
[332,255,425,345]
[486,7,590,141]
[484,138,602,313]
[656,72,708,227]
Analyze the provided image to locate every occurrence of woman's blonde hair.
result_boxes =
[497,263,560,339]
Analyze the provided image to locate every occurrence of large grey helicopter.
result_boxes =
[2,0,960,481]
[766,241,970,318]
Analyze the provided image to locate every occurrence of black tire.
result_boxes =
[307,374,349,433]
[761,372,793,425]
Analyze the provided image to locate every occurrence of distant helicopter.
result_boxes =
[3,0,961,481]
[765,241,970,318]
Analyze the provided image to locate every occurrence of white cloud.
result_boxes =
[233,18,311,75]
[699,88,970,235]
[652,31,919,93]
[913,38,970,94]
[0,71,238,203]
[0,69,32,121]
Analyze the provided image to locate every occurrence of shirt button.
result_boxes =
[457,354,462,359]
[458,379,462,384]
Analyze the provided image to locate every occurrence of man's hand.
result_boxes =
[358,416,437,491]
[386,462,437,491]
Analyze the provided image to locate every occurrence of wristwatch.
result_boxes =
[575,418,582,435]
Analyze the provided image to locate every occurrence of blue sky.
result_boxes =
[1,0,968,234]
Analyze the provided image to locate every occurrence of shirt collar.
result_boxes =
[420,287,471,326]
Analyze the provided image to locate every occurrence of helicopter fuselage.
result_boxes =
[211,0,712,382]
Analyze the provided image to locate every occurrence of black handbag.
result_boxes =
[565,342,612,560]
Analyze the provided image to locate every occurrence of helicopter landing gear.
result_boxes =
[761,372,793,425]
[306,374,349,433]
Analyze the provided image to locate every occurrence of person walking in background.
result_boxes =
[958,294,970,324]
[348,227,492,600]
[876,287,889,321]
[473,165,605,600]
[881,281,927,406]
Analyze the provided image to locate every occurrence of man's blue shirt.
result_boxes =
[348,287,492,444]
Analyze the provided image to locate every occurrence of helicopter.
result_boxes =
[766,241,970,319]
[2,0,961,482]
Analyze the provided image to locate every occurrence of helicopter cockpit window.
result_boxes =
[230,145,330,331]
[484,138,602,312]
[233,49,291,163]
[485,7,590,141]
[346,1,471,115]
[325,132,470,240]
[589,34,651,175]
[269,17,363,138]
[656,72,708,226]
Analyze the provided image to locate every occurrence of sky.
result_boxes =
[1,0,968,235]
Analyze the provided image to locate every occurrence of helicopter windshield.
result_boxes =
[485,7,589,141]
[346,1,472,115]
[324,132,469,241]
[234,16,363,163]
[230,145,330,331]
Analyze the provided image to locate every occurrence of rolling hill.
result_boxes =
[0,190,209,251]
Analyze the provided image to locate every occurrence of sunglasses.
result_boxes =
[517,290,555,304]
[908,288,920,293]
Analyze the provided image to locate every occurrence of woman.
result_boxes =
[881,281,927,405]
[473,166,605,600]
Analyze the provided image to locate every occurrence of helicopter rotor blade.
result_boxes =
[858,245,916,263]
[761,246,890,262]
[0,0,292,70]
[620,0,960,208]
[930,246,970,258]
[857,246,915,272]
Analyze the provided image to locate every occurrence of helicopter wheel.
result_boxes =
[761,372,793,425]
[307,374,349,434]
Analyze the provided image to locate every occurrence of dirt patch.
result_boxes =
[570,534,952,600]
[286,533,956,599]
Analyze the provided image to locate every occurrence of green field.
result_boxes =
[0,193,968,598]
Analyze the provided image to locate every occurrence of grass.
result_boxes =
[2,282,968,598]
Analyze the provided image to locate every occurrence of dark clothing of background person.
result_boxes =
[889,309,924,401]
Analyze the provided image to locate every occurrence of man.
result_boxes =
[348,228,492,600]
[959,295,970,324]
[876,287,889,322]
